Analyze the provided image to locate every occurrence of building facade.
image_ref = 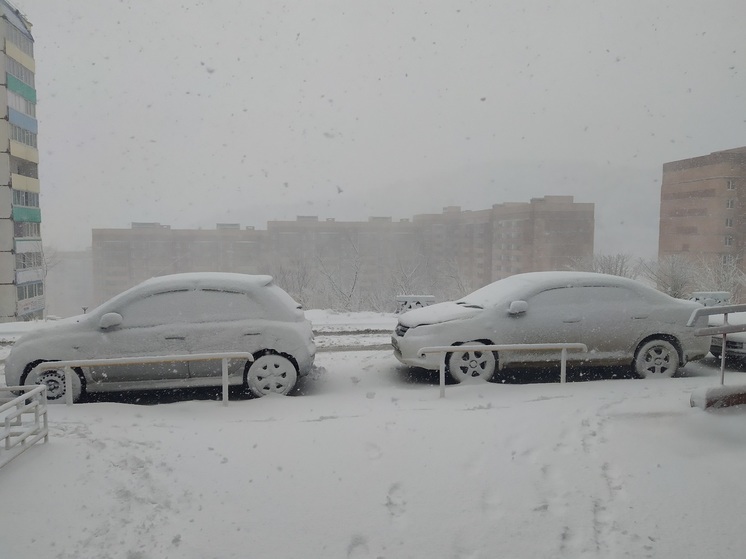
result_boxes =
[659,147,746,266]
[0,2,43,321]
[92,197,594,310]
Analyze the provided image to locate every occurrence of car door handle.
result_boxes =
[164,336,186,340]
[243,332,261,336]
[632,315,649,319]
[563,317,581,323]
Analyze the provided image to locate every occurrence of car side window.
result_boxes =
[573,286,639,306]
[119,290,193,328]
[119,289,267,328]
[191,289,267,321]
[527,286,579,309]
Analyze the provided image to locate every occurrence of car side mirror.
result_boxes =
[508,300,528,315]
[99,312,123,329]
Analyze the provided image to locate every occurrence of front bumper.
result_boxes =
[391,334,442,370]
[710,336,746,357]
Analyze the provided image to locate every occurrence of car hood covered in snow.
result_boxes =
[397,301,482,327]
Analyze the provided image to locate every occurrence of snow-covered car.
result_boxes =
[708,313,746,360]
[392,271,709,382]
[4,273,316,402]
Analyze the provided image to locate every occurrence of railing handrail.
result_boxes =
[687,304,746,326]
[0,384,49,469]
[687,305,746,386]
[31,352,254,406]
[417,342,588,398]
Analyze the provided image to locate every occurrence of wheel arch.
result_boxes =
[243,348,300,379]
[633,334,683,363]
[20,359,87,400]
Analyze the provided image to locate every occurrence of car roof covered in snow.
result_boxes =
[459,271,670,306]
[92,273,276,313]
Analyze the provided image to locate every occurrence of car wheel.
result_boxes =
[446,342,497,383]
[246,352,298,396]
[633,339,680,378]
[23,365,85,403]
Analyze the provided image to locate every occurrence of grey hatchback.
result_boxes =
[4,273,316,402]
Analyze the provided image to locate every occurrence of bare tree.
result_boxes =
[316,232,362,311]
[267,255,316,309]
[567,253,639,278]
[638,254,693,298]
[688,254,746,303]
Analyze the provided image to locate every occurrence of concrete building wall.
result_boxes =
[0,3,43,321]
[659,147,746,265]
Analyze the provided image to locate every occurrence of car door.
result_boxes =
[571,285,651,362]
[500,286,586,365]
[185,289,266,380]
[88,290,191,385]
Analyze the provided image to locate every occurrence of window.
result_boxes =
[15,252,43,269]
[9,124,37,148]
[727,179,736,190]
[6,56,35,87]
[725,236,734,246]
[726,218,734,228]
[12,190,39,207]
[726,199,735,209]
[5,21,34,57]
[723,254,735,265]
[14,221,40,238]
[8,90,36,118]
[16,282,43,301]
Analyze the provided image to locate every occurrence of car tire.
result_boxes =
[23,364,85,403]
[445,341,497,383]
[633,339,680,378]
[245,352,298,396]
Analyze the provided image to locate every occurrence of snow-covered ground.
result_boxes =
[2,311,746,558]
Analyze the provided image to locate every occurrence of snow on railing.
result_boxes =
[688,304,746,386]
[31,352,254,406]
[418,343,588,398]
[0,384,48,469]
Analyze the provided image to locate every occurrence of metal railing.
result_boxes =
[418,343,588,397]
[30,352,254,406]
[0,384,48,469]
[688,304,746,385]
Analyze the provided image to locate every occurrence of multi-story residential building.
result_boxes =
[92,222,266,304]
[0,2,43,321]
[659,147,746,266]
[91,196,594,310]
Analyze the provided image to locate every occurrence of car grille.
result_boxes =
[395,324,409,337]
[712,338,744,350]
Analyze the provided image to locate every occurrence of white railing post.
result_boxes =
[419,343,587,398]
[65,366,74,406]
[33,352,254,406]
[439,352,447,398]
[0,384,49,469]
[688,304,746,387]
[222,357,229,406]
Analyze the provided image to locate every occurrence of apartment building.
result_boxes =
[659,147,746,265]
[92,223,266,304]
[0,2,43,321]
[92,196,594,308]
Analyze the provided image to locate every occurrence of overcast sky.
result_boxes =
[11,0,746,256]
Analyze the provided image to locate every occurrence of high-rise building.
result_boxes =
[0,2,43,321]
[659,147,746,266]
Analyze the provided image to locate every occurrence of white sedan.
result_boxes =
[392,271,709,382]
[4,273,316,402]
